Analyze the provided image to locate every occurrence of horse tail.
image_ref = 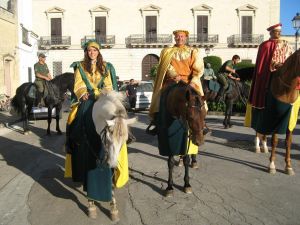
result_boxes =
[11,83,30,114]
[11,94,22,114]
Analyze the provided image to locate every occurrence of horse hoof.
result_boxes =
[24,131,29,135]
[255,147,261,153]
[110,210,120,222]
[184,186,192,194]
[191,162,198,169]
[57,131,62,135]
[268,168,276,174]
[224,126,229,129]
[177,159,184,167]
[165,189,174,197]
[87,205,97,219]
[285,168,295,176]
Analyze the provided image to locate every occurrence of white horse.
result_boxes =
[91,90,136,221]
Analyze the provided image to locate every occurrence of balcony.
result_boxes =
[188,34,219,47]
[81,35,115,49]
[227,34,264,47]
[125,34,172,48]
[39,36,71,49]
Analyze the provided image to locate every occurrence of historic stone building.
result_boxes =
[32,0,280,81]
[0,0,18,96]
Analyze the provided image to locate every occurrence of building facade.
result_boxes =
[17,0,39,84]
[0,0,18,96]
[32,0,280,81]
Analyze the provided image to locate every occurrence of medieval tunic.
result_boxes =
[149,45,204,156]
[64,62,128,201]
[244,39,295,134]
[149,45,204,119]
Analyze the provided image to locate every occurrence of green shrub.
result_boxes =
[150,64,158,79]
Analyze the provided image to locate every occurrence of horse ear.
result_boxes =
[126,117,137,125]
[106,119,115,127]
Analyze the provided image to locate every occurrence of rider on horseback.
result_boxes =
[215,55,240,102]
[148,29,206,135]
[34,53,52,107]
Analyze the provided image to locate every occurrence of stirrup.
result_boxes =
[146,121,157,136]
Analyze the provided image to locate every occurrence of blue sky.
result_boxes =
[280,0,300,35]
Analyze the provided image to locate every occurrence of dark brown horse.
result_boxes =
[202,78,250,129]
[155,81,206,196]
[255,49,300,175]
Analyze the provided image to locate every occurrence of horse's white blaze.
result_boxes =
[92,90,136,168]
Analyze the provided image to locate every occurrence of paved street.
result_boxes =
[0,110,300,225]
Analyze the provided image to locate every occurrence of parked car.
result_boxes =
[120,81,153,110]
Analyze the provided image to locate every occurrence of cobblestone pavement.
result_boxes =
[0,110,299,225]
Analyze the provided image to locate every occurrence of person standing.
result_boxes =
[34,53,52,107]
[126,79,137,111]
[215,55,240,102]
[245,23,293,131]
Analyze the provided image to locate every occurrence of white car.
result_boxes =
[120,81,153,110]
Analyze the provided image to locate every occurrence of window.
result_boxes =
[145,16,157,43]
[53,61,62,77]
[51,18,62,45]
[242,16,253,42]
[236,4,257,38]
[197,15,208,42]
[28,67,32,82]
[191,4,212,41]
[95,16,106,43]
[22,26,31,46]
[140,4,161,41]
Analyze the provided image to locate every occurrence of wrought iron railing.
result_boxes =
[227,34,264,46]
[125,34,172,45]
[81,35,115,47]
[39,36,71,48]
[188,34,219,44]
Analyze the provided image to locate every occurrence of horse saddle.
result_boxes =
[27,84,37,99]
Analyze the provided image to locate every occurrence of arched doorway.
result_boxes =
[141,54,159,81]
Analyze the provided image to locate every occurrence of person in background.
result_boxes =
[126,79,137,111]
[215,55,240,102]
[34,53,52,107]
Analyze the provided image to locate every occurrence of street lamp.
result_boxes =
[205,47,210,57]
[292,12,300,50]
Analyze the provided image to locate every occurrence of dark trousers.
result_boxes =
[128,96,136,109]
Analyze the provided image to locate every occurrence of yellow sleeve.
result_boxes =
[190,48,204,96]
[74,67,88,100]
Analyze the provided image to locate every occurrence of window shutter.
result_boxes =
[95,17,106,43]
[146,16,157,43]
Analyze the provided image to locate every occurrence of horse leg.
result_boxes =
[228,101,233,128]
[269,133,278,174]
[55,105,62,135]
[183,155,192,194]
[190,154,198,169]
[23,106,30,135]
[285,130,295,175]
[166,156,175,197]
[47,106,53,135]
[261,134,268,153]
[177,156,184,167]
[87,200,97,219]
[255,133,261,153]
[110,188,119,222]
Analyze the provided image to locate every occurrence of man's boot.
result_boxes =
[216,87,225,103]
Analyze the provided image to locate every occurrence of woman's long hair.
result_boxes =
[82,49,105,75]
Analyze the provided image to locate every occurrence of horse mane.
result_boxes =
[271,49,300,103]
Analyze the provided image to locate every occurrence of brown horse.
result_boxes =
[155,81,206,196]
[255,49,300,175]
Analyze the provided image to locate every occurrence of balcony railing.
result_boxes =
[188,34,219,47]
[39,36,71,49]
[81,35,115,48]
[227,34,264,47]
[125,34,172,48]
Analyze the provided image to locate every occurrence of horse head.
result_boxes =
[185,86,206,146]
[271,49,300,104]
[92,90,136,168]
